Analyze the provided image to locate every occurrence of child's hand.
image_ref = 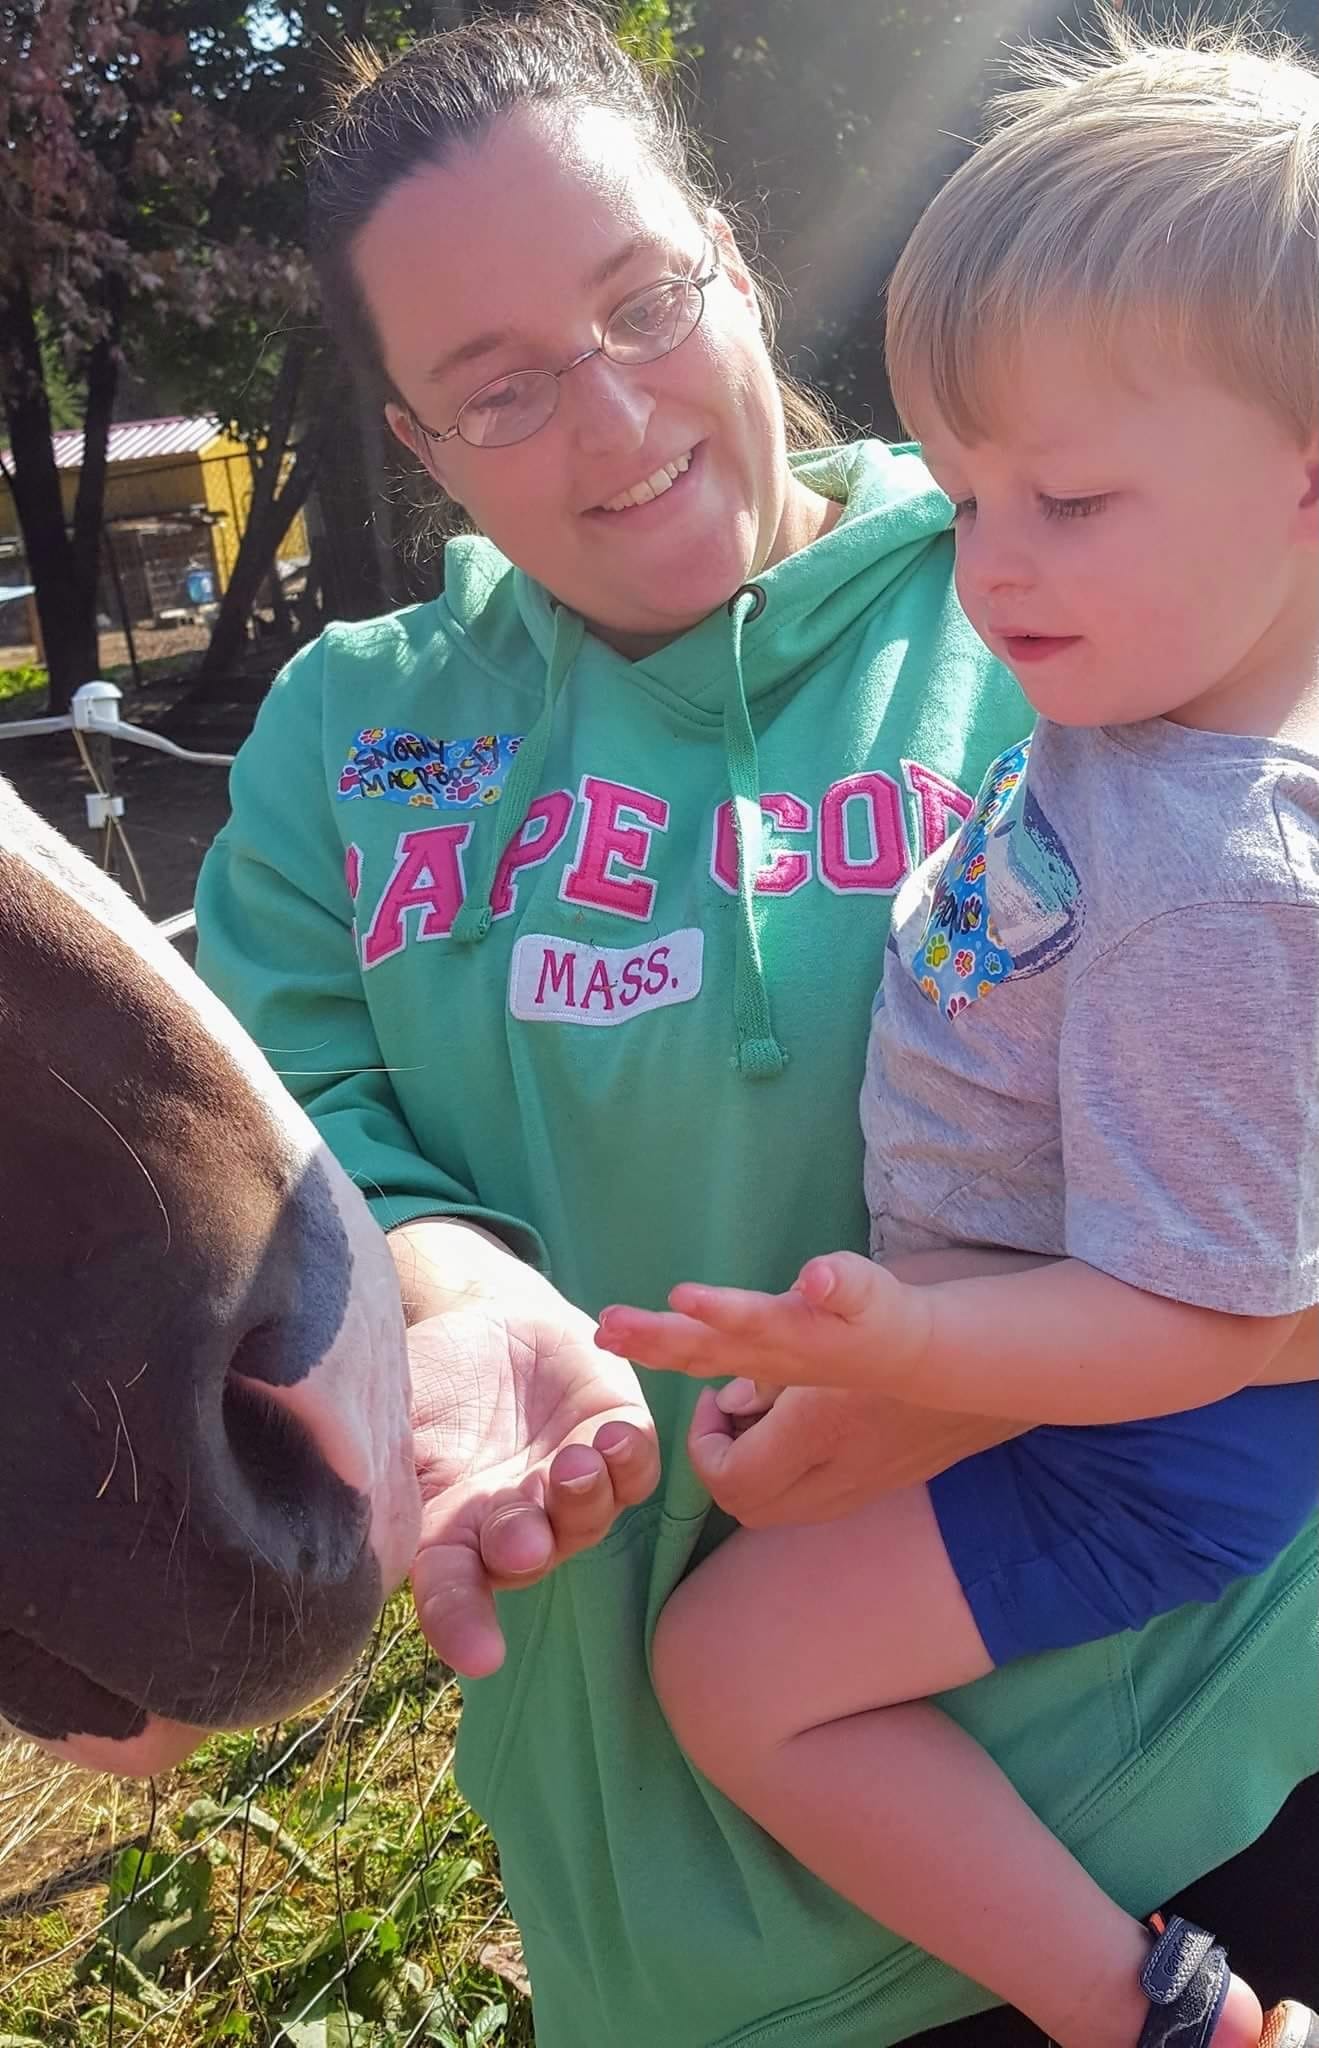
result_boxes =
[715,1376,781,1424]
[595,1252,932,1398]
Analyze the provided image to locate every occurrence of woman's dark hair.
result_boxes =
[306,1,840,458]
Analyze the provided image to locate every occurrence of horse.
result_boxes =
[0,770,420,1777]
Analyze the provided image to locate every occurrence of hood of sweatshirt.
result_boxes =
[443,441,957,1075]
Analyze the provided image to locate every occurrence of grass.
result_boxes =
[0,654,203,711]
[0,1598,533,2047]
[0,664,47,706]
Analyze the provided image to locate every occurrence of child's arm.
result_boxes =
[596,1251,1305,1424]
[891,1248,1318,1385]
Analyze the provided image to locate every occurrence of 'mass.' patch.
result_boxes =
[509,928,703,1026]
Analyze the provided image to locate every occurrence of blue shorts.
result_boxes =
[928,1382,1319,1668]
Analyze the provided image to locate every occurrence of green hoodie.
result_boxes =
[197,442,1317,2048]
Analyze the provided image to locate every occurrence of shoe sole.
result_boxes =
[1262,2004,1319,2048]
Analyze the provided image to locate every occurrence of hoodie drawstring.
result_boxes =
[724,586,788,1078]
[451,603,586,945]
[452,587,785,1079]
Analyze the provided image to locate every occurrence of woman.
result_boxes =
[195,8,1318,2044]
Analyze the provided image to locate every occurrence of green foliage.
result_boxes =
[99,1844,214,1977]
[0,1600,531,2047]
[37,319,81,431]
[616,0,680,69]
[670,0,1319,431]
[0,665,48,703]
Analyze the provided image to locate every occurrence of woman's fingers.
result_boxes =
[593,1419,662,1507]
[478,1497,557,1581]
[412,1528,511,1677]
[540,1424,660,1561]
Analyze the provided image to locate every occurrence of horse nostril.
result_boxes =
[226,1317,288,1389]
[220,1349,367,1583]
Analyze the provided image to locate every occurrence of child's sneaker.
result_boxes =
[1138,1915,1317,2048]
[1261,2005,1319,2048]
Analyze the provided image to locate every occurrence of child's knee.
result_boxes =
[652,1582,711,1745]
[652,1576,752,1783]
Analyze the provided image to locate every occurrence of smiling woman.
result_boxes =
[192,6,1318,2045]
[347,103,840,652]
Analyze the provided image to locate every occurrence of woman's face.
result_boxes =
[355,103,806,652]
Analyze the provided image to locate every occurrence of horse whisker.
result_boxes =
[95,1423,121,1502]
[106,1381,140,1506]
[46,1066,173,1255]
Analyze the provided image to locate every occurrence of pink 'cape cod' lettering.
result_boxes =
[904,759,975,860]
[361,824,472,968]
[818,771,911,893]
[490,789,574,918]
[560,776,669,921]
[710,793,813,896]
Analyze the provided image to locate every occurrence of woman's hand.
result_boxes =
[394,1222,659,1676]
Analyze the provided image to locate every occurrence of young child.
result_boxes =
[596,20,1319,2048]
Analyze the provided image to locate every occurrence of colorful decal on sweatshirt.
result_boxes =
[338,727,522,810]
[911,738,1083,1015]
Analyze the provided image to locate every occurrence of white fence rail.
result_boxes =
[0,680,236,941]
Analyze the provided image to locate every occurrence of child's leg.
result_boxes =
[652,1488,1261,2048]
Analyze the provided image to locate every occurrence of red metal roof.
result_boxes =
[48,416,224,470]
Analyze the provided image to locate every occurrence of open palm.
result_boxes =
[408,1290,659,1676]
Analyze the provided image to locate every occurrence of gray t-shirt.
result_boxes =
[862,718,1319,1315]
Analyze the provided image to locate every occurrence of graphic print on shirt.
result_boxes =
[338,727,523,809]
[911,738,1083,1016]
[345,743,983,1006]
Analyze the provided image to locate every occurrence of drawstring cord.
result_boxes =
[451,604,586,945]
[451,585,786,1077]
[724,585,788,1077]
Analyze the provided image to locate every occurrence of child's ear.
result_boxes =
[1299,435,1319,518]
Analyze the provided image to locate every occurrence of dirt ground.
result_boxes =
[1,615,213,687]
[0,677,261,932]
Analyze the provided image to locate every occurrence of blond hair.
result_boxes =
[885,9,1319,444]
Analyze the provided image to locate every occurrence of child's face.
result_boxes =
[914,326,1319,732]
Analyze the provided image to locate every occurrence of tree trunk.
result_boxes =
[69,277,124,656]
[197,422,325,688]
[0,270,99,714]
[312,364,398,624]
[197,340,312,685]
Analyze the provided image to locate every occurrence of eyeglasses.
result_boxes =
[411,246,721,451]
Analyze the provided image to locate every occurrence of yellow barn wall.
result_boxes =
[199,437,309,590]
[0,431,309,592]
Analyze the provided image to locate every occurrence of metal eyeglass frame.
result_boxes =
[409,244,721,450]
